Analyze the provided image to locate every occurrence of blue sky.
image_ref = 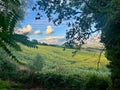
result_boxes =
[15,0,100,45]
[16,5,68,45]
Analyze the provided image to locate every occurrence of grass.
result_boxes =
[0,79,23,90]
[13,44,109,75]
[0,80,11,89]
[0,44,111,89]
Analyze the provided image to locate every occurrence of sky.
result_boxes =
[15,0,100,45]
[15,1,68,45]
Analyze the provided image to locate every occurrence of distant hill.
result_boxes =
[38,35,103,50]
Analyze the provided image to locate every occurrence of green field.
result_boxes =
[13,44,109,75]
[0,44,111,89]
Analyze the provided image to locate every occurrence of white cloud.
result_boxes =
[39,36,65,45]
[15,25,32,34]
[34,30,41,34]
[45,25,54,35]
[86,35,101,44]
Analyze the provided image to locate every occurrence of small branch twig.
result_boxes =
[97,47,105,70]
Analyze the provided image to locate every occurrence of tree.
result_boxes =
[35,0,120,89]
[31,39,39,44]
[0,0,37,61]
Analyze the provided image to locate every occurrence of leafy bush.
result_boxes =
[0,48,17,80]
[0,79,23,89]
[29,54,44,73]
[85,75,111,90]
[22,72,110,90]
[0,80,11,89]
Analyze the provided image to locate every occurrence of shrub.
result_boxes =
[0,48,17,80]
[0,80,11,89]
[29,54,44,73]
[85,75,111,90]
[21,71,111,90]
[0,79,23,89]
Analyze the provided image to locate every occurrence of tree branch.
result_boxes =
[83,0,97,11]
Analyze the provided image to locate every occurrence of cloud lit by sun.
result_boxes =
[34,30,41,34]
[45,25,54,35]
[39,36,65,45]
[15,25,32,34]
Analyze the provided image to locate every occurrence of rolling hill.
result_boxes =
[13,44,109,75]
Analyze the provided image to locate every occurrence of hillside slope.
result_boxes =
[13,44,109,75]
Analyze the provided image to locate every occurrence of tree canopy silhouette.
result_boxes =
[35,0,120,89]
[0,0,37,61]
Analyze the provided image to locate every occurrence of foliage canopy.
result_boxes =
[35,0,120,89]
[0,0,37,61]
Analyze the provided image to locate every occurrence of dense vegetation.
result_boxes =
[0,44,111,89]
[0,0,36,61]
[15,44,109,73]
[0,0,120,89]
[36,0,120,89]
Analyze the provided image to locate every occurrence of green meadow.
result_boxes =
[14,44,109,75]
[0,44,111,89]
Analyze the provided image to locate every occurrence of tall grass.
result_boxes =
[13,44,109,74]
[0,44,111,89]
